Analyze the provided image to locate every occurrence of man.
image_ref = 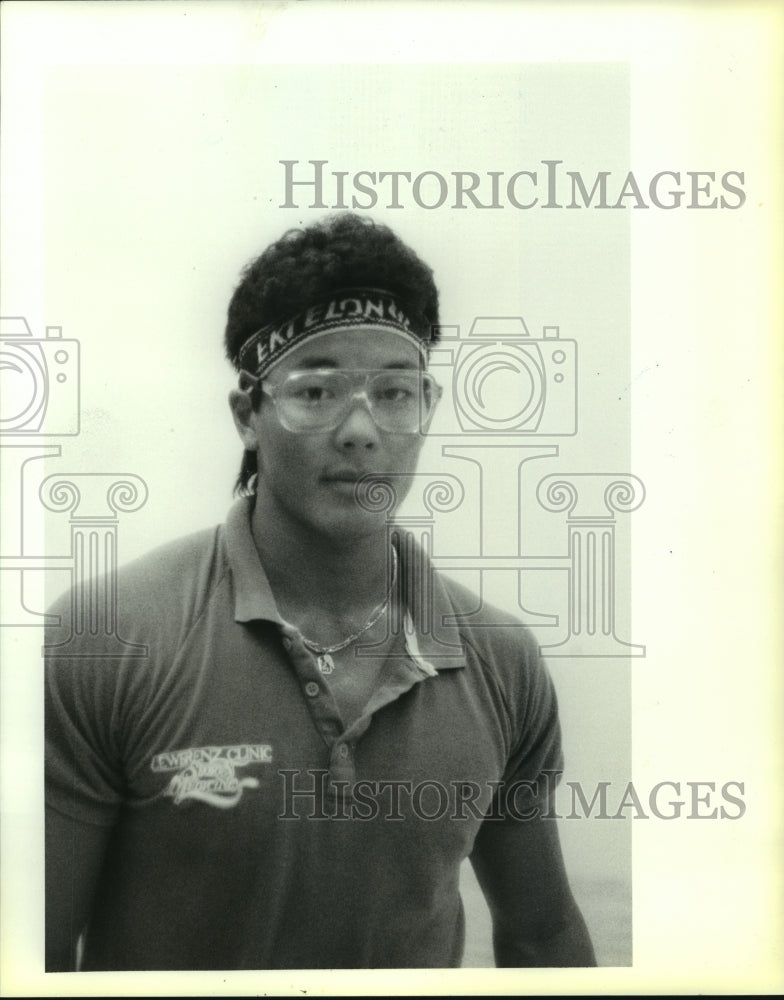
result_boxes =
[45,213,596,970]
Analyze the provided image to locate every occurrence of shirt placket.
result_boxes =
[278,623,438,800]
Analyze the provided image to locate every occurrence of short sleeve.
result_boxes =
[495,646,564,815]
[45,596,126,827]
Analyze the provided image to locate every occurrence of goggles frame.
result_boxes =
[240,368,442,434]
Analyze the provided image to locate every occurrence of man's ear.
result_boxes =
[228,389,259,450]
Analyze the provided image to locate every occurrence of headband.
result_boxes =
[237,288,431,378]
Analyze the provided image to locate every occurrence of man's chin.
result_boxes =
[307,498,394,545]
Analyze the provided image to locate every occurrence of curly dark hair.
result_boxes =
[225,213,440,495]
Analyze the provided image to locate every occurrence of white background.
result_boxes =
[1,1,782,995]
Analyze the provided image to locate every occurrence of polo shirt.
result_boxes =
[45,497,564,970]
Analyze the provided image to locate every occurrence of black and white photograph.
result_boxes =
[1,2,782,995]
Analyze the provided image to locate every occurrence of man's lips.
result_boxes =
[320,471,399,509]
[320,470,393,498]
[321,469,374,484]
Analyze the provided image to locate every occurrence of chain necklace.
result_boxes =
[300,547,398,675]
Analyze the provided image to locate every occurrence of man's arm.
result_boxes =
[45,805,112,971]
[470,810,597,967]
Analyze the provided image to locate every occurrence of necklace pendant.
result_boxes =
[317,653,335,675]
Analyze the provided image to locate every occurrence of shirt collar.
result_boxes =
[224,496,466,671]
[225,496,282,625]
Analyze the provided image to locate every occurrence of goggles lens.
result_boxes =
[265,369,441,433]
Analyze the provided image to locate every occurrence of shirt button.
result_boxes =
[337,743,350,759]
[305,681,320,697]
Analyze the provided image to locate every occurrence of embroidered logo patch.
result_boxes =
[151,744,273,809]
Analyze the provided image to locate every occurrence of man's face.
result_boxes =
[231,328,432,541]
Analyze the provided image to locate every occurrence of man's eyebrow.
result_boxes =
[294,357,337,369]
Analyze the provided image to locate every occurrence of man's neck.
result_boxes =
[248,489,394,634]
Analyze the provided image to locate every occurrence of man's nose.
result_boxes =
[333,392,379,449]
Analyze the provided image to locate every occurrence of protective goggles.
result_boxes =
[241,368,442,434]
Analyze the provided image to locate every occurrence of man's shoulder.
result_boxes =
[115,523,226,595]
[431,570,558,736]
[46,522,228,647]
[433,569,542,668]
